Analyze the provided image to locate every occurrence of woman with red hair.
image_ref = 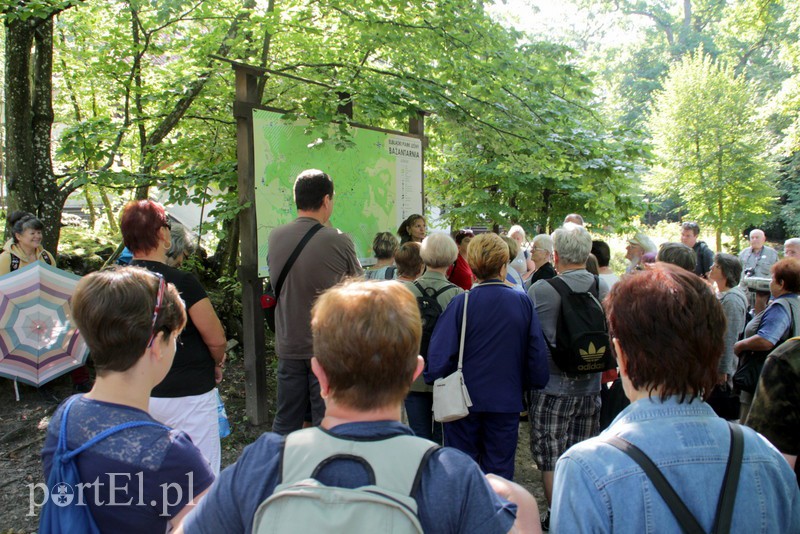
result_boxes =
[120,200,227,474]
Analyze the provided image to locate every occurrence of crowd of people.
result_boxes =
[19,167,800,532]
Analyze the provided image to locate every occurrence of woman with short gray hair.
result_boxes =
[166,224,198,268]
[707,253,748,419]
[530,234,556,284]
[404,231,463,443]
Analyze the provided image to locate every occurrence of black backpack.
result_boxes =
[414,281,456,358]
[545,276,614,374]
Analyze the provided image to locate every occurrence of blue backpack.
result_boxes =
[39,396,169,534]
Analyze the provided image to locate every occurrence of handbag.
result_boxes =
[433,292,473,423]
[732,350,768,394]
[261,223,323,332]
[706,381,740,420]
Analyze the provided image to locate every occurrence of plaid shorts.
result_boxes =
[529,390,601,472]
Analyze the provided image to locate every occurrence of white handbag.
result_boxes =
[433,292,473,422]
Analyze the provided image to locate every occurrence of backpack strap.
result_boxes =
[9,254,20,272]
[545,276,572,297]
[384,266,396,280]
[603,422,744,534]
[280,427,439,498]
[57,397,170,462]
[42,251,53,265]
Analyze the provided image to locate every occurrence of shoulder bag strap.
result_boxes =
[273,223,324,300]
[605,435,704,534]
[712,423,744,534]
[457,292,469,371]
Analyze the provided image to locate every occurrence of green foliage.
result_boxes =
[647,49,777,249]
[44,0,645,249]
[0,0,80,22]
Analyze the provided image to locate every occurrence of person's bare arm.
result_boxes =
[169,487,210,531]
[734,335,774,355]
[189,298,227,366]
[485,473,541,534]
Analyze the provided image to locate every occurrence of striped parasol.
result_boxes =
[0,261,88,389]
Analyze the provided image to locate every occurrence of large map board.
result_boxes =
[253,109,423,278]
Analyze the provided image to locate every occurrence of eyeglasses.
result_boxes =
[146,273,166,348]
[163,219,172,231]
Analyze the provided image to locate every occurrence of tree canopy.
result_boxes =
[647,49,776,249]
[3,0,646,261]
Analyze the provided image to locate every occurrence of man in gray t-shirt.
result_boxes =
[267,169,362,435]
[526,222,608,531]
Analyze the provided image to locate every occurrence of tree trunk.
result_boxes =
[5,16,64,253]
[84,188,97,228]
[683,0,692,36]
[100,187,120,233]
[716,194,723,252]
[5,20,37,228]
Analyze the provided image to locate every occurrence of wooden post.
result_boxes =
[409,110,427,212]
[233,64,270,426]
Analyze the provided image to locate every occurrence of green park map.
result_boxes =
[253,109,423,278]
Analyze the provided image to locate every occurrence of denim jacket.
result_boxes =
[552,396,800,533]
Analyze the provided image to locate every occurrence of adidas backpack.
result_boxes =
[413,281,457,358]
[545,276,615,374]
[252,427,438,534]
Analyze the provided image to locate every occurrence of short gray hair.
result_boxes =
[420,232,458,268]
[508,225,525,240]
[166,224,196,264]
[532,234,553,254]
[785,238,800,248]
[552,223,591,265]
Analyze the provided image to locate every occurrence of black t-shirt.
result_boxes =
[130,260,214,397]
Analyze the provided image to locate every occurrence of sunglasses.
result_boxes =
[146,273,167,348]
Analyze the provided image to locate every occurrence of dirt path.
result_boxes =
[0,356,545,532]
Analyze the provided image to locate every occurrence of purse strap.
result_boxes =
[603,421,743,534]
[457,292,469,371]
[273,223,324,300]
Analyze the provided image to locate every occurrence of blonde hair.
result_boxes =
[312,280,421,410]
[467,233,509,280]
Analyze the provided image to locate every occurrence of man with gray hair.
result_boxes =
[739,229,778,279]
[527,222,608,531]
[784,238,800,259]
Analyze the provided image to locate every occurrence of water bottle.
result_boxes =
[216,388,231,438]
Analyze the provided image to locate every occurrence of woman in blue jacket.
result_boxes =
[425,232,549,480]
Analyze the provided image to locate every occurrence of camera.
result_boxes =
[742,276,770,293]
